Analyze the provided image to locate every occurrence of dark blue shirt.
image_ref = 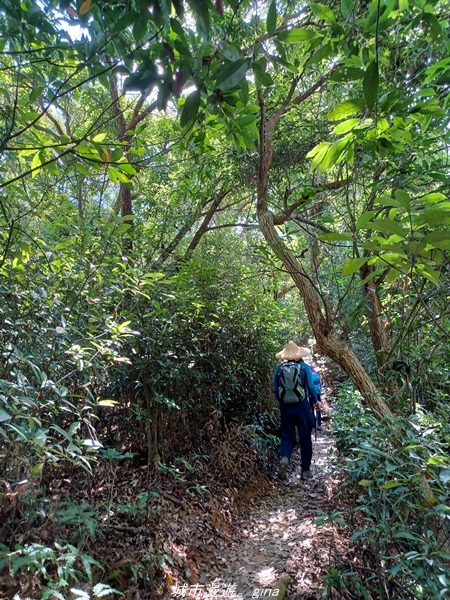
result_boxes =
[273,360,319,405]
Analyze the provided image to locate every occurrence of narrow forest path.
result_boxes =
[169,430,340,599]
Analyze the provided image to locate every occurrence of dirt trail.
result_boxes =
[170,430,337,599]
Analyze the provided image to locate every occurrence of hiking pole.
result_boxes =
[313,401,317,442]
[312,412,317,472]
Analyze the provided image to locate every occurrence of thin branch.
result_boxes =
[291,214,333,233]
[273,198,309,224]
[107,64,127,138]
[205,223,259,231]
[38,100,64,136]
[128,100,158,131]
[184,190,231,258]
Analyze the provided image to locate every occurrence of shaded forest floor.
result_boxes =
[4,402,358,600]
[60,413,355,600]
[162,427,345,600]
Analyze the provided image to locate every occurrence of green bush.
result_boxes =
[327,385,450,599]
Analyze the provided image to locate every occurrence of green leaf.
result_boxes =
[415,207,450,226]
[394,189,411,209]
[30,462,44,479]
[342,257,368,276]
[268,54,298,72]
[180,90,201,128]
[97,399,119,407]
[0,409,12,422]
[252,60,274,87]
[79,551,104,583]
[341,0,353,19]
[388,127,412,145]
[112,10,139,33]
[356,211,376,230]
[55,238,77,250]
[318,232,353,242]
[267,0,277,34]
[110,148,124,162]
[107,168,132,184]
[332,118,360,134]
[306,141,329,158]
[51,424,72,441]
[328,98,365,121]
[422,13,443,43]
[216,59,250,91]
[92,133,107,143]
[29,85,44,102]
[418,264,440,285]
[363,61,379,111]
[385,268,400,283]
[170,17,185,38]
[277,28,317,42]
[394,531,418,540]
[118,163,137,175]
[310,3,335,22]
[218,41,241,62]
[187,0,210,38]
[330,66,364,82]
[419,192,446,203]
[375,195,402,208]
[407,241,426,256]
[379,480,403,490]
[358,479,372,487]
[133,16,147,41]
[422,232,450,249]
[369,220,408,238]
[307,43,333,67]
[318,134,352,172]
[310,143,330,170]
[346,142,354,165]
[30,151,43,177]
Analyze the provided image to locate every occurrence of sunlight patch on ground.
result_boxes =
[253,566,277,586]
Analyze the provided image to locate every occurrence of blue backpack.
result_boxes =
[277,362,305,404]
[311,371,321,395]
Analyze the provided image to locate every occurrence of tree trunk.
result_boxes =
[360,263,390,370]
[257,210,392,419]
[108,66,157,217]
[256,89,392,421]
[184,191,229,259]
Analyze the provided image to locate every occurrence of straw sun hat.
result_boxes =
[276,341,310,362]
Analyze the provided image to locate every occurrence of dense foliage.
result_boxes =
[329,384,450,599]
[0,0,449,597]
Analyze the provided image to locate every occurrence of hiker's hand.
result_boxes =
[315,402,321,410]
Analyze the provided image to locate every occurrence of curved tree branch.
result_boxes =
[256,78,392,419]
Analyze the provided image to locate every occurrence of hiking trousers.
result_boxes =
[279,400,315,471]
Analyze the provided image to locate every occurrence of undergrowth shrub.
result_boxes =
[0,541,118,599]
[0,216,297,596]
[105,254,291,464]
[327,383,450,599]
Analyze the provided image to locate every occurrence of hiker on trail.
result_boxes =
[310,365,323,431]
[273,341,320,481]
